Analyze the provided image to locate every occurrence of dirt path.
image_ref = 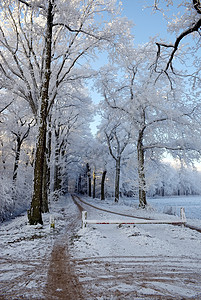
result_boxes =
[45,241,83,300]
[0,196,84,300]
[44,196,85,299]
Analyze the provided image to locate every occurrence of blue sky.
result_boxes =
[121,0,171,44]
[91,1,173,71]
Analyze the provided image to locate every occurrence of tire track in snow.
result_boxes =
[72,256,201,299]
[71,195,201,299]
[72,194,152,220]
[73,194,201,233]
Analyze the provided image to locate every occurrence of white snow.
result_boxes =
[72,196,201,259]
[71,196,201,298]
[1,194,201,299]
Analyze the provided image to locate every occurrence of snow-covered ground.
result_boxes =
[0,195,201,299]
[72,196,201,298]
[0,196,80,299]
[73,196,201,258]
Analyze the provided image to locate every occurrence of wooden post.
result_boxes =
[50,215,55,229]
[180,207,186,227]
[82,211,87,229]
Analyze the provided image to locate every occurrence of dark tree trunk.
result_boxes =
[13,137,22,182]
[88,175,91,197]
[161,183,165,197]
[101,170,107,200]
[93,170,96,199]
[12,123,31,182]
[115,157,120,203]
[28,0,53,225]
[137,130,147,208]
[42,153,49,213]
[28,118,47,224]
[77,174,82,193]
[86,163,91,197]
[44,116,52,209]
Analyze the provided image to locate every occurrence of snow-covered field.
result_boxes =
[73,196,201,258]
[72,196,201,299]
[147,195,201,220]
[0,195,201,299]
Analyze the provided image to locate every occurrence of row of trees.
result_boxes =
[94,42,201,207]
[0,0,132,224]
[92,0,201,206]
[77,160,201,199]
[0,0,201,224]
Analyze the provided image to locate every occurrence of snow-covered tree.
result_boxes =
[0,96,36,221]
[96,41,201,207]
[96,110,131,202]
[0,0,132,224]
[51,81,93,198]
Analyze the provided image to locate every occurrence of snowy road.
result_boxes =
[0,195,201,299]
[72,195,201,299]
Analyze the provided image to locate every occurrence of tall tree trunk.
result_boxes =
[77,174,82,193]
[28,115,47,224]
[93,169,96,198]
[101,170,107,200]
[115,157,120,203]
[13,137,22,182]
[88,174,92,197]
[137,130,147,208]
[86,163,91,197]
[28,0,53,225]
[44,115,52,208]
[42,153,49,213]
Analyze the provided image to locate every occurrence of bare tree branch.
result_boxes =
[193,0,201,14]
[18,0,44,9]
[144,144,184,151]
[155,14,201,73]
[53,23,103,41]
[0,101,13,114]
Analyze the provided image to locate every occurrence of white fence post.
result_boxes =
[180,207,186,227]
[82,211,87,229]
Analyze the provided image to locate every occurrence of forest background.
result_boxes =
[0,0,201,224]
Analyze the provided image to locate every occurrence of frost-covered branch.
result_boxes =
[144,144,184,151]
[0,101,13,114]
[193,0,201,14]
[18,0,45,9]
[53,23,103,41]
[155,18,201,73]
[153,0,201,75]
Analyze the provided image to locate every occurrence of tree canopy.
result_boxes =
[1,0,201,223]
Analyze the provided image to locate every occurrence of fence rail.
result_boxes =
[82,208,186,229]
